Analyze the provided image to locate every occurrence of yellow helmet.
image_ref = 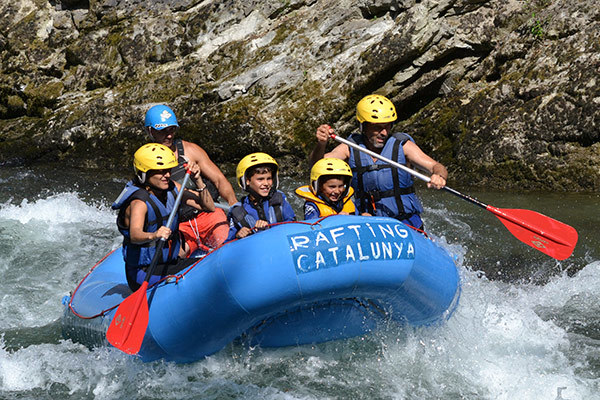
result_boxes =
[310,158,353,194]
[133,143,178,183]
[236,152,279,190]
[356,94,397,124]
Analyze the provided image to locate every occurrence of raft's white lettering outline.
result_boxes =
[394,242,403,258]
[371,242,381,259]
[290,235,310,251]
[407,243,415,257]
[345,244,356,261]
[379,224,395,239]
[330,227,345,244]
[357,243,369,260]
[347,225,361,240]
[315,251,325,269]
[382,242,392,259]
[296,254,308,272]
[315,231,330,246]
[394,225,409,238]
[366,223,376,237]
[328,247,339,265]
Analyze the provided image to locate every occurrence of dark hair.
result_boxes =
[246,164,274,179]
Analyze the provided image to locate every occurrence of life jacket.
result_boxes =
[229,190,290,229]
[112,180,181,268]
[294,185,355,218]
[347,132,424,225]
[169,139,219,221]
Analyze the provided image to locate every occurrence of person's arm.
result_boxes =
[402,141,448,189]
[183,141,237,205]
[225,208,254,240]
[128,199,172,243]
[176,161,215,212]
[309,124,350,166]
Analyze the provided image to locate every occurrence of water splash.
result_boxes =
[0,189,598,399]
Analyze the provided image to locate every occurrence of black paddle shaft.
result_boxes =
[143,170,191,282]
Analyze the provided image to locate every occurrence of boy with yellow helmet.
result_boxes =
[226,152,296,240]
[309,94,448,230]
[112,143,215,290]
[295,158,355,220]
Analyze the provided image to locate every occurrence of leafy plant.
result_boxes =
[524,0,552,40]
[530,12,545,38]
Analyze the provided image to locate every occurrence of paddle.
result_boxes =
[106,168,192,354]
[214,202,231,212]
[330,133,578,260]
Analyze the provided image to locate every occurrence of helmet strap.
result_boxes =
[311,180,318,194]
[136,171,147,184]
[245,183,276,201]
[245,186,261,201]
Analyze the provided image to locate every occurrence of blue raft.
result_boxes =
[61,215,460,363]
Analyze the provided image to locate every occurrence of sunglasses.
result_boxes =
[150,126,178,135]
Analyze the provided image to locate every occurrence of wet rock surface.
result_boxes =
[1,0,598,191]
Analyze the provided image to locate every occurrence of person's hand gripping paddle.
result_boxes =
[106,167,192,354]
[330,133,578,260]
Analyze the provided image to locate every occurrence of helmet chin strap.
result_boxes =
[135,169,147,184]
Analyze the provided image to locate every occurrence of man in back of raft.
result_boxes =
[144,104,237,254]
[309,94,448,230]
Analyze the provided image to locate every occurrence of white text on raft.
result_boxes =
[288,222,416,273]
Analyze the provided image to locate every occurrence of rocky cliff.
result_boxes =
[1,0,598,190]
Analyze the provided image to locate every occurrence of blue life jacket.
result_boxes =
[226,190,296,241]
[112,180,181,268]
[347,132,424,227]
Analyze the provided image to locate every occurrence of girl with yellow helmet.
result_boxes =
[112,143,215,290]
[295,158,356,220]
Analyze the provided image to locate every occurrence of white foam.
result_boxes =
[0,192,114,225]
[0,191,598,398]
[0,193,120,329]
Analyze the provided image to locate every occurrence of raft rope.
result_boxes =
[66,247,120,319]
[67,217,428,320]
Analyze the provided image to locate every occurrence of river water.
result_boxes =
[0,165,598,399]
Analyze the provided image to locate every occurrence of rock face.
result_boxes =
[0,0,598,190]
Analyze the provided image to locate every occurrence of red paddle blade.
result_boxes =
[487,206,578,260]
[106,282,149,355]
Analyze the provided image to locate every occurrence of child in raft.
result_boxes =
[295,158,355,220]
[112,143,215,291]
[226,152,296,240]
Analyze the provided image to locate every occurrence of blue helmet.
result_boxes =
[144,104,179,130]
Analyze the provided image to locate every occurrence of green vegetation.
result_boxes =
[530,13,544,38]
[524,0,553,39]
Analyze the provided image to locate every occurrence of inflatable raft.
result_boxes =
[61,215,460,363]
